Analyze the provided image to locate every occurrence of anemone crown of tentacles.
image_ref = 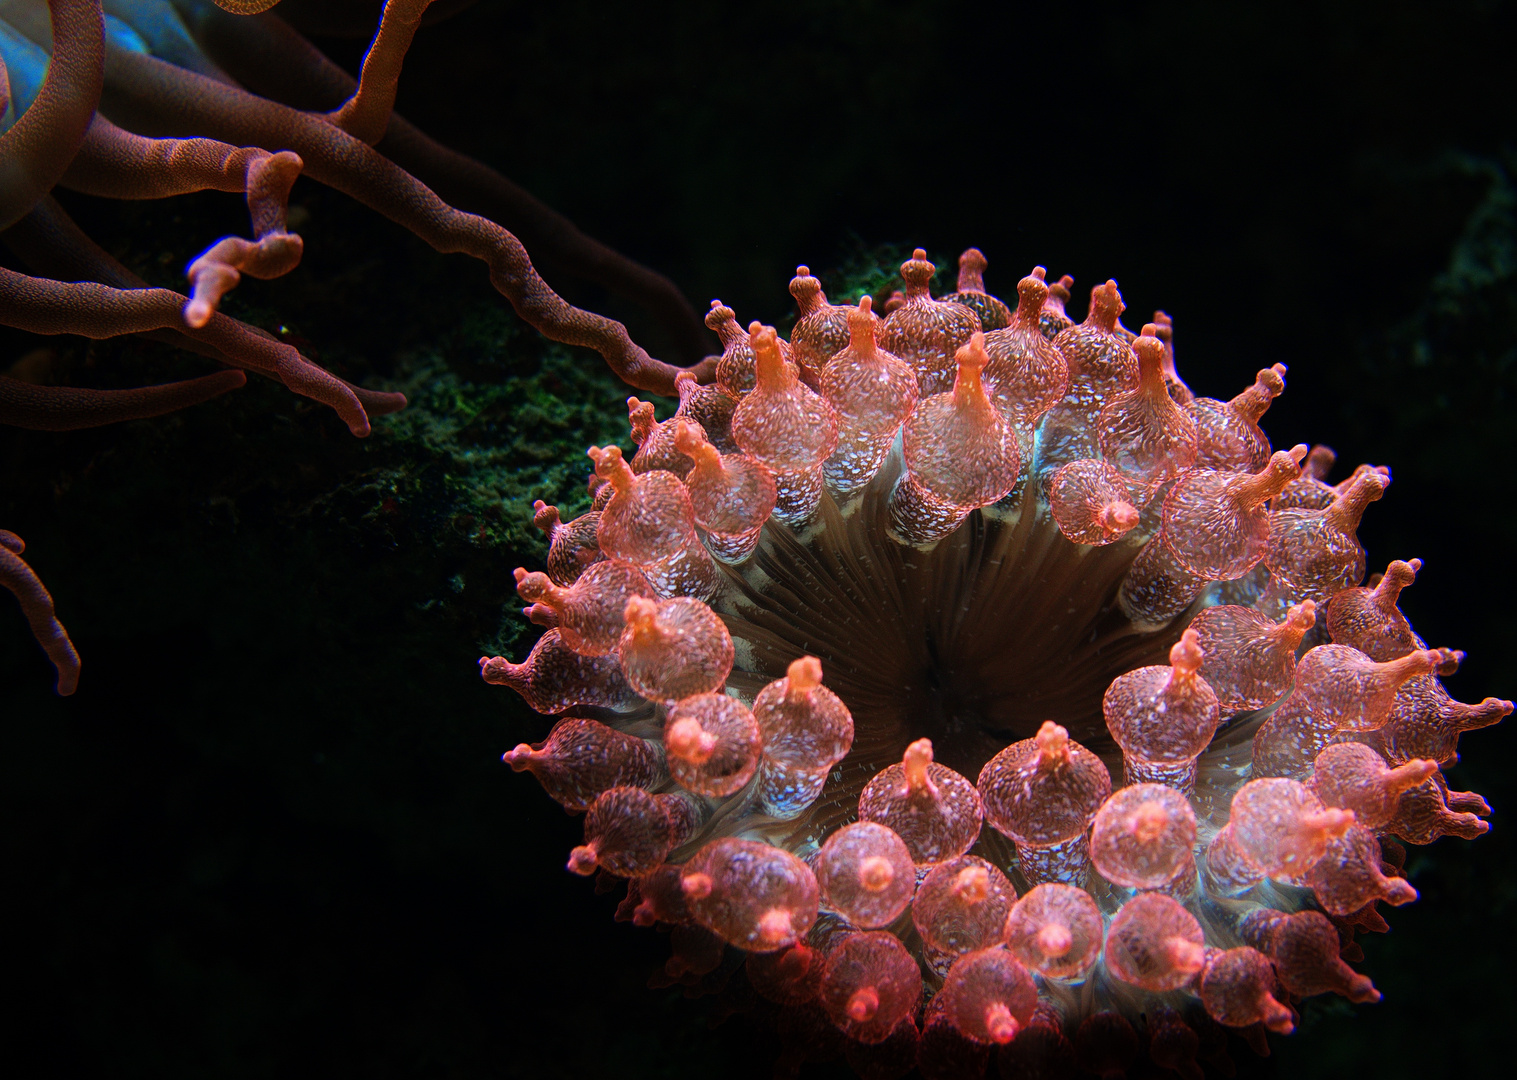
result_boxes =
[489,247,1510,1077]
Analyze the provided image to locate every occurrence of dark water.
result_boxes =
[2,1,1515,1076]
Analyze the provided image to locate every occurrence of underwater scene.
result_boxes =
[3,2,1515,1077]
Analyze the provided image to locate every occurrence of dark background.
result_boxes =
[3,0,1515,1076]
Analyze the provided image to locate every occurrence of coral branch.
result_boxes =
[168,0,710,362]
[0,0,103,230]
[2,194,405,420]
[61,114,305,325]
[0,529,80,694]
[0,265,376,433]
[326,0,431,145]
[100,46,706,393]
[0,368,244,428]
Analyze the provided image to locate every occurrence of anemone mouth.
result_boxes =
[694,450,1184,850]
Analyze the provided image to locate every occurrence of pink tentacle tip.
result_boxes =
[984,1003,1021,1044]
[567,845,598,876]
[786,655,823,695]
[1033,720,1072,766]
[756,908,798,947]
[1169,628,1205,677]
[1035,923,1073,958]
[1306,807,1357,843]
[858,856,896,892]
[902,737,936,793]
[951,865,991,903]
[847,987,880,1022]
[665,716,717,765]
[1286,599,1318,632]
[1100,500,1140,534]
[1166,937,1207,976]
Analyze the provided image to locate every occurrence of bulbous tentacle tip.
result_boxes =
[1389,757,1441,794]
[903,737,935,776]
[626,395,655,440]
[755,907,799,948]
[1165,936,1208,976]
[1305,444,1337,479]
[787,655,823,690]
[622,594,659,632]
[1306,806,1357,844]
[901,249,936,290]
[665,716,716,764]
[1258,363,1288,395]
[587,444,635,489]
[846,987,880,1022]
[1266,1009,1297,1036]
[501,743,534,770]
[1169,628,1205,676]
[789,265,821,297]
[1133,331,1168,371]
[669,417,697,450]
[1100,500,1140,534]
[1285,599,1318,632]
[478,654,518,684]
[954,330,990,375]
[984,1005,1021,1044]
[670,417,718,466]
[567,844,599,876]
[1015,269,1050,318]
[531,500,560,533]
[950,865,990,902]
[705,299,746,347]
[954,248,992,296]
[1089,280,1125,326]
[858,855,896,892]
[681,871,714,899]
[1033,720,1072,765]
[1035,922,1073,958]
[958,247,988,277]
[747,321,780,355]
[1128,800,1172,842]
[1375,557,1422,607]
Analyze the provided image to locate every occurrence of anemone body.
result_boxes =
[486,250,1510,1077]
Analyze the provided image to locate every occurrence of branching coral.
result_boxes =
[487,250,1511,1077]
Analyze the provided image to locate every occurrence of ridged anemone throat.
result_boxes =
[481,249,1509,1077]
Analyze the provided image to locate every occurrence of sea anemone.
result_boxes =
[483,248,1508,1077]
